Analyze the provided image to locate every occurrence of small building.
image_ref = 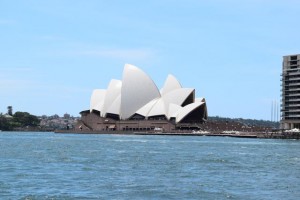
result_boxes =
[3,114,13,120]
[64,113,70,119]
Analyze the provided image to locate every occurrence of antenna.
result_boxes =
[271,101,273,122]
[277,101,279,123]
[275,100,277,123]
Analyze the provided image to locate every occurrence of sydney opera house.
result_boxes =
[78,64,207,132]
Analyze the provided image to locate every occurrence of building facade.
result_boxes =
[281,54,300,129]
[77,64,208,132]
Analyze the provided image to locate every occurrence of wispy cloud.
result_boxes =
[39,35,63,40]
[75,48,154,60]
[0,67,32,72]
[0,67,33,78]
[0,79,35,91]
[41,84,90,94]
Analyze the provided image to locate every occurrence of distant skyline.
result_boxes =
[1,0,299,120]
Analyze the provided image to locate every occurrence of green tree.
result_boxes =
[13,112,40,127]
[0,114,12,130]
[7,106,13,116]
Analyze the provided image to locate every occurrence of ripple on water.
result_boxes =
[1,132,300,199]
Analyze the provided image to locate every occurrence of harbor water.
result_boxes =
[0,132,299,199]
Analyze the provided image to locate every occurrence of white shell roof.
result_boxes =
[160,74,182,95]
[106,94,121,116]
[136,88,194,118]
[176,102,205,123]
[147,98,167,117]
[101,79,122,117]
[135,88,194,118]
[93,102,104,113]
[168,103,182,119]
[86,64,207,123]
[162,88,194,110]
[136,98,159,117]
[90,89,106,113]
[120,64,161,119]
[195,97,206,102]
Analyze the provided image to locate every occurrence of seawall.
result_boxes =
[54,130,300,139]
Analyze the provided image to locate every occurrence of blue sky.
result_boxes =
[0,0,299,119]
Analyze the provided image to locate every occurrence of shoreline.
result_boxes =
[54,130,300,139]
[1,130,299,139]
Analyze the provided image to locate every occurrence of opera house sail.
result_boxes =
[78,64,207,132]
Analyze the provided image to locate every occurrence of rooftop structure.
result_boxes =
[281,54,300,129]
[79,64,207,132]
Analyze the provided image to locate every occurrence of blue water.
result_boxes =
[0,132,299,200]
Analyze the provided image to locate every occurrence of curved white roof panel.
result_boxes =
[136,88,194,118]
[90,89,106,113]
[93,102,104,114]
[168,103,182,119]
[102,79,122,117]
[176,102,205,123]
[120,64,161,119]
[161,74,182,95]
[162,88,194,111]
[195,97,206,103]
[136,98,159,117]
[106,94,121,116]
[147,99,167,117]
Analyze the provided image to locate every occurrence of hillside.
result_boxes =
[208,116,280,129]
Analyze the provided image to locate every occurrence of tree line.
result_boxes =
[0,112,40,131]
[208,116,280,128]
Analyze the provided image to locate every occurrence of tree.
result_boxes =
[13,112,40,127]
[7,106,13,116]
[0,114,12,131]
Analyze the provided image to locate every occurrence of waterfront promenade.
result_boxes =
[55,129,300,139]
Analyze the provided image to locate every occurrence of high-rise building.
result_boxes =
[281,54,300,129]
